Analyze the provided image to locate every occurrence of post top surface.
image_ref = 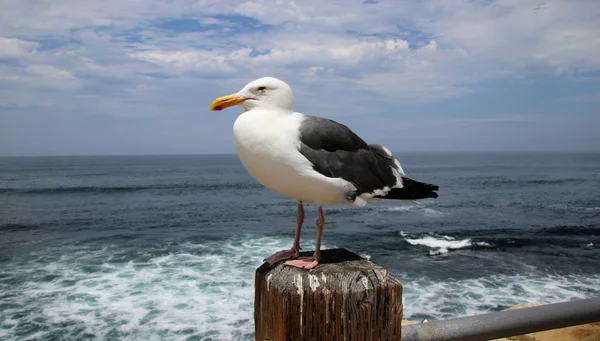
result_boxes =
[256,248,401,291]
[254,249,404,341]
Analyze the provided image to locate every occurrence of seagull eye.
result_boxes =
[257,86,267,92]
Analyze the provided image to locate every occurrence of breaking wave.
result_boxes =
[399,224,599,256]
[400,232,492,255]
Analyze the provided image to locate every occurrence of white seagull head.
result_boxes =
[209,77,295,112]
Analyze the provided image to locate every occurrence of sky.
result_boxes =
[1,0,599,156]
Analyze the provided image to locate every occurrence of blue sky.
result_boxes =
[1,0,599,156]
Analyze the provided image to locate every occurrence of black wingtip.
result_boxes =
[376,177,439,200]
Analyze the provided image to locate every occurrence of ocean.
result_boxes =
[1,152,599,340]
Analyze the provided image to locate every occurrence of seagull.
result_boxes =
[209,77,439,270]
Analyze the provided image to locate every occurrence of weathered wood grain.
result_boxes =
[255,248,403,341]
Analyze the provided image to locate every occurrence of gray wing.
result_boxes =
[297,115,402,199]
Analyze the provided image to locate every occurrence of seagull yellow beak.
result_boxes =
[209,94,248,111]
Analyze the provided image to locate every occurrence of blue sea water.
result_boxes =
[1,152,599,340]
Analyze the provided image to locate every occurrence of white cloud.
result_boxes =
[0,37,39,59]
[131,50,238,74]
[0,0,599,120]
[26,64,75,80]
[235,0,361,27]
[424,0,600,74]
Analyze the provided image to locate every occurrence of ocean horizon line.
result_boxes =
[2,149,600,158]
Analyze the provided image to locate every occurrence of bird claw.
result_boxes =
[264,248,300,265]
[284,257,319,270]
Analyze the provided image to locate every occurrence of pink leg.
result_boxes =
[264,202,304,265]
[284,206,324,270]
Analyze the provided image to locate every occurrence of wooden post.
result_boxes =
[255,248,403,341]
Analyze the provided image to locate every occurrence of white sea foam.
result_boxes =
[402,273,600,321]
[403,232,491,255]
[548,204,600,212]
[359,253,372,261]
[475,242,492,246]
[1,236,598,340]
[405,235,472,250]
[428,248,448,256]
[379,205,445,218]
[0,237,299,341]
